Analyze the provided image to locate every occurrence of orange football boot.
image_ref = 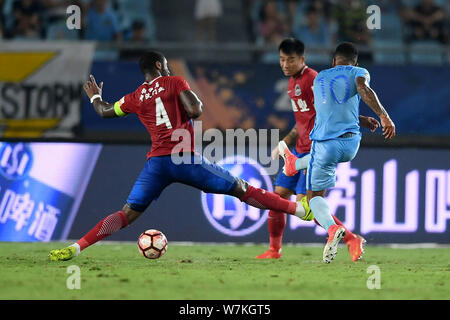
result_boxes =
[346,235,366,261]
[278,141,299,177]
[255,248,282,259]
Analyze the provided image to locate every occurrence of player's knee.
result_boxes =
[122,204,143,225]
[274,186,294,199]
[307,190,325,203]
[296,193,306,202]
[230,178,249,199]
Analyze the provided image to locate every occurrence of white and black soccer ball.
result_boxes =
[137,229,168,259]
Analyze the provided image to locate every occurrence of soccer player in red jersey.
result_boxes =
[256,38,379,261]
[49,51,312,261]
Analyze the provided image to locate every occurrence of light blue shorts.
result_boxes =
[306,133,361,191]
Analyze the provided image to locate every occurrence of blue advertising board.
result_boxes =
[1,141,447,244]
[68,143,450,244]
[0,142,101,241]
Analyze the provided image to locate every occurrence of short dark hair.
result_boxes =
[334,42,358,64]
[278,38,305,57]
[139,51,165,74]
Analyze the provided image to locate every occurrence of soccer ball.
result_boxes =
[137,229,168,259]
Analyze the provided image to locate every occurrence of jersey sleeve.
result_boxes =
[354,67,370,85]
[113,88,141,116]
[307,71,317,103]
[172,76,191,96]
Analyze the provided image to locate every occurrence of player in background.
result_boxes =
[280,42,395,263]
[49,51,312,261]
[256,38,379,261]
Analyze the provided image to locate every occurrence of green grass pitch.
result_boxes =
[0,242,448,300]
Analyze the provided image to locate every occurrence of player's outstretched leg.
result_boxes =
[49,208,134,261]
[179,155,308,220]
[236,183,309,220]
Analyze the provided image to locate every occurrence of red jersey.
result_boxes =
[116,75,194,158]
[287,66,317,153]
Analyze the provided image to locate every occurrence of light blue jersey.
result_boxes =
[310,65,370,141]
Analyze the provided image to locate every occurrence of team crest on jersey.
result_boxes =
[201,156,272,236]
[295,84,301,96]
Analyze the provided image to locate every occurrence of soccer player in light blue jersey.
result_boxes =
[279,42,396,263]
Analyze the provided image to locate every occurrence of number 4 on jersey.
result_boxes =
[155,97,173,129]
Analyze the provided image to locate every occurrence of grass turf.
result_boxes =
[0,242,448,300]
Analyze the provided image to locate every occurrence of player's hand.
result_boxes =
[360,116,380,132]
[83,74,104,99]
[379,114,395,139]
[271,145,280,160]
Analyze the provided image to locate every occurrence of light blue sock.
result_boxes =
[309,196,336,231]
[295,154,311,170]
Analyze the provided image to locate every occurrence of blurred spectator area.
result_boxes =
[0,0,448,65]
[0,0,156,41]
[247,0,448,64]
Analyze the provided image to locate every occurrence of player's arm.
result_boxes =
[180,90,203,119]
[283,125,298,146]
[83,75,118,118]
[356,77,395,139]
[359,115,380,132]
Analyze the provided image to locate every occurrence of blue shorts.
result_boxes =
[275,148,309,195]
[306,133,361,191]
[126,154,238,212]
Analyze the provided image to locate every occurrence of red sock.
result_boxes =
[268,210,286,252]
[77,211,128,251]
[240,185,296,215]
[332,215,356,243]
[314,215,355,242]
